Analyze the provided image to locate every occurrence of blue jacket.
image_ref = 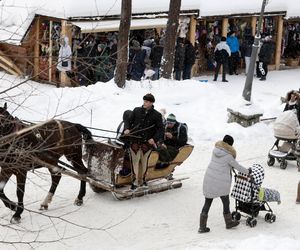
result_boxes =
[226,36,240,53]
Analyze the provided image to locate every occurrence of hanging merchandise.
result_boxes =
[178,17,190,38]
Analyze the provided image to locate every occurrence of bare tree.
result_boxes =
[114,0,132,88]
[161,0,182,79]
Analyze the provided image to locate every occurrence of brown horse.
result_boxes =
[0,103,92,223]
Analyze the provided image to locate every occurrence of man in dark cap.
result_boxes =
[123,93,164,189]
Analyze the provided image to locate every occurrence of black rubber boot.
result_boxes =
[224,213,239,229]
[198,213,210,233]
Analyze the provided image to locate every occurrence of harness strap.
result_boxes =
[55,120,64,146]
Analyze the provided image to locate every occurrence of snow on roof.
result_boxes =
[0,0,67,45]
[0,0,299,46]
[198,0,288,17]
[72,18,168,33]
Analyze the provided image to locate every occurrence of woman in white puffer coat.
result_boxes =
[198,135,250,233]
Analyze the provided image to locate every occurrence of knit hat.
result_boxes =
[131,40,140,50]
[166,113,176,123]
[223,134,234,146]
[143,93,155,103]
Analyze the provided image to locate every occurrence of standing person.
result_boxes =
[127,40,146,81]
[150,38,164,80]
[213,37,231,82]
[56,36,72,87]
[109,37,118,73]
[198,135,250,233]
[123,93,164,190]
[94,43,112,83]
[174,40,185,81]
[183,40,196,80]
[226,31,240,75]
[258,35,275,81]
[241,36,254,75]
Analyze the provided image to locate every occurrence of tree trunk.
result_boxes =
[161,0,181,79]
[115,0,132,88]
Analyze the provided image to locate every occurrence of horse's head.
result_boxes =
[0,103,16,136]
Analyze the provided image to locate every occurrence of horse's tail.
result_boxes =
[74,123,92,141]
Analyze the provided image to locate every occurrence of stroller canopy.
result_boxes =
[231,164,264,203]
[273,110,300,140]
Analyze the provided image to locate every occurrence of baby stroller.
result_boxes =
[231,164,280,227]
[267,110,300,169]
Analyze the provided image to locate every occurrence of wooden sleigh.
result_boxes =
[83,140,193,200]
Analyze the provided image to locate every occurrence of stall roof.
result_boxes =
[72,18,168,33]
[1,0,300,46]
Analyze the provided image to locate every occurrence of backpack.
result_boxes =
[177,122,188,139]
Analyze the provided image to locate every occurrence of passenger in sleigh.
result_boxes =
[156,113,188,169]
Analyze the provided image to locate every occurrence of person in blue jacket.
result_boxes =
[226,31,240,75]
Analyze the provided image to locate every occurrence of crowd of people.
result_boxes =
[55,27,280,85]
[212,31,276,82]
[127,37,196,81]
[56,34,197,85]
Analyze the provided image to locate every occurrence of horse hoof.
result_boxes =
[10,216,21,224]
[74,198,83,206]
[39,205,48,210]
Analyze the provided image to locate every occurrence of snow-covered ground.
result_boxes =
[0,69,300,250]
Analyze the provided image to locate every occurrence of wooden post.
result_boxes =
[49,20,53,82]
[221,18,229,75]
[33,16,40,80]
[60,20,72,87]
[251,16,257,36]
[222,18,228,37]
[275,15,283,70]
[189,15,197,45]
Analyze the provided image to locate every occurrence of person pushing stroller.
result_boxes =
[198,135,250,233]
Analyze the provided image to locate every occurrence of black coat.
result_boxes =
[184,43,196,65]
[164,122,188,148]
[259,41,275,64]
[128,48,146,80]
[124,106,164,144]
[241,39,253,58]
[214,49,229,64]
[174,45,185,70]
[150,45,164,68]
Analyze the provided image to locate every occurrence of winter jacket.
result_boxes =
[164,121,188,148]
[203,141,249,199]
[226,36,240,53]
[284,101,300,123]
[214,41,231,64]
[128,48,146,81]
[94,45,112,81]
[57,36,72,72]
[258,41,275,64]
[174,45,185,70]
[184,43,196,65]
[124,105,164,144]
[241,39,253,58]
[150,45,164,68]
